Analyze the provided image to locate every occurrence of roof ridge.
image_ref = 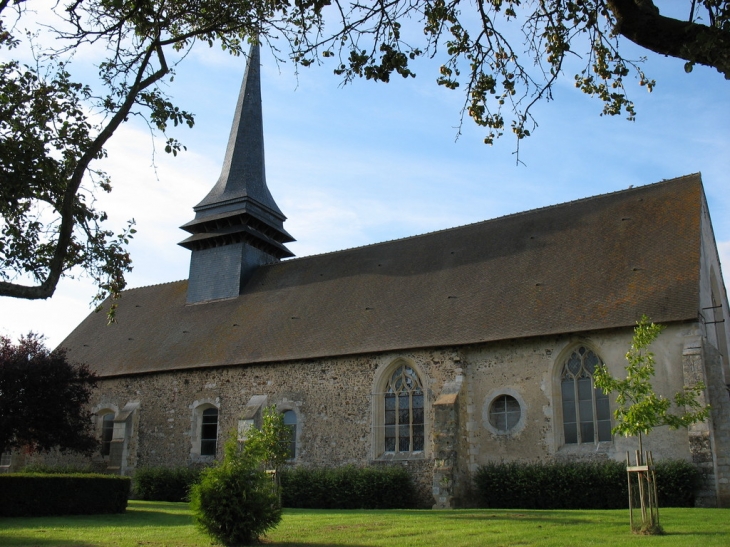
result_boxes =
[124,279,186,292]
[278,173,701,264]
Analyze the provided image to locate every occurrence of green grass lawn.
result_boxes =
[0,501,727,547]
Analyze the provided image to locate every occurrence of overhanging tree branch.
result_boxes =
[608,0,730,77]
[1,1,729,309]
[0,40,166,301]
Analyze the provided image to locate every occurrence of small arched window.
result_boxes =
[384,364,425,453]
[100,413,115,456]
[561,346,611,444]
[200,408,219,456]
[283,410,297,459]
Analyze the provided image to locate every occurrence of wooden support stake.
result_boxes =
[636,450,647,524]
[626,452,634,531]
[648,451,659,528]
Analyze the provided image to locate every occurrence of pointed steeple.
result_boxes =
[179,43,294,304]
[193,44,283,219]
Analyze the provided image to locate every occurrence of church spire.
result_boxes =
[193,43,282,217]
[179,43,294,304]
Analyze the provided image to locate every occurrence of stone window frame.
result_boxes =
[371,357,430,461]
[191,399,220,462]
[552,342,612,448]
[482,387,526,436]
[92,404,118,459]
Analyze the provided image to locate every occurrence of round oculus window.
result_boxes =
[489,395,521,432]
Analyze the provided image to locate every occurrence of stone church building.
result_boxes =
[18,46,730,507]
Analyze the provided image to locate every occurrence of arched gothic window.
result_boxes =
[561,346,611,444]
[384,364,425,453]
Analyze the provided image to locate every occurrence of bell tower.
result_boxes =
[179,44,294,304]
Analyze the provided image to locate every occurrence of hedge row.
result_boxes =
[21,464,96,474]
[474,460,700,509]
[0,474,131,517]
[280,466,418,509]
[133,467,202,502]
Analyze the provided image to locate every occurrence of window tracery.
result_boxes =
[560,346,611,444]
[384,364,425,453]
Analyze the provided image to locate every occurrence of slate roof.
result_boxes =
[194,44,283,219]
[61,174,704,377]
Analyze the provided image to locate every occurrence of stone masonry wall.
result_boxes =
[34,347,462,508]
[26,323,724,507]
[457,325,700,502]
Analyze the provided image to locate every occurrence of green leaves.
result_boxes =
[0,333,99,455]
[3,0,728,307]
[242,405,292,472]
[0,1,276,307]
[280,466,418,509]
[593,315,710,440]
[190,434,282,545]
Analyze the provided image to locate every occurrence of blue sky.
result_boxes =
[2,6,729,348]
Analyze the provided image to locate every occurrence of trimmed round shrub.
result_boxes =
[190,447,281,546]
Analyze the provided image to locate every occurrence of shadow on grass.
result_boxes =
[0,535,96,547]
[322,508,593,527]
[656,531,730,538]
[261,543,373,547]
[0,506,193,529]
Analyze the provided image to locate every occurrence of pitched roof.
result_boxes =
[61,174,703,377]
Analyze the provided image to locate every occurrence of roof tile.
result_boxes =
[61,175,703,377]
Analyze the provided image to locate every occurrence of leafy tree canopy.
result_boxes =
[1,1,727,312]
[0,333,99,455]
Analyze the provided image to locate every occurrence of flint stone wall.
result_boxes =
[25,322,730,507]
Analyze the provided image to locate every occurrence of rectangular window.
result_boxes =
[201,408,218,456]
[101,413,115,456]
